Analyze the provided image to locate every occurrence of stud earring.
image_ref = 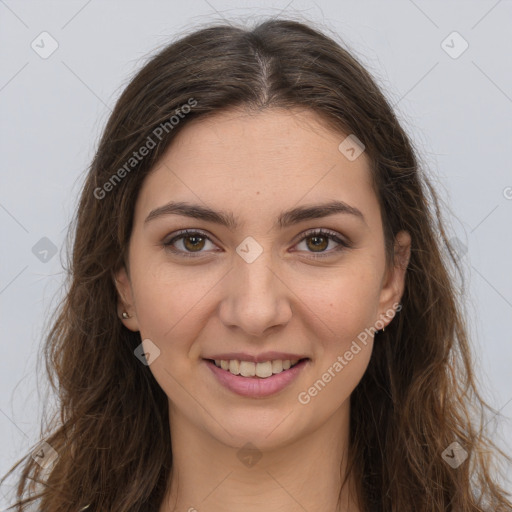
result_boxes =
[122,311,131,319]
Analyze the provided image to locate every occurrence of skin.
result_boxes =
[115,108,411,512]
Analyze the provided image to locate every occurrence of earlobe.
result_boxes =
[113,266,140,332]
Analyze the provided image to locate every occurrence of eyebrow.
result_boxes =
[144,200,367,229]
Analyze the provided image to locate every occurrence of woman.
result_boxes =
[2,17,511,512]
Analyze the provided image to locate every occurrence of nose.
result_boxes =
[218,248,292,338]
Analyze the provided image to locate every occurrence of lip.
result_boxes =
[203,351,308,363]
[204,358,309,398]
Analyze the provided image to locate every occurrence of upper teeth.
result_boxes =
[214,359,300,378]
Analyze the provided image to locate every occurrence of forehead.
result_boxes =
[135,108,378,230]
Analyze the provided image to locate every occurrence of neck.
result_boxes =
[159,400,361,512]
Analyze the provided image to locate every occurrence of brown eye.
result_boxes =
[163,228,351,259]
[305,235,329,252]
[294,229,351,258]
[163,230,216,257]
[182,234,206,252]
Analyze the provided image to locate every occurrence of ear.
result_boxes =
[113,265,140,332]
[376,230,411,327]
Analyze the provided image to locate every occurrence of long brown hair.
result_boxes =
[2,17,511,512]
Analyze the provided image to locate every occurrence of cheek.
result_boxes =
[304,282,377,410]
[135,283,193,341]
[316,338,374,409]
[130,267,208,396]
[130,259,221,353]
[301,266,382,340]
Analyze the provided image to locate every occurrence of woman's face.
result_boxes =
[115,108,410,450]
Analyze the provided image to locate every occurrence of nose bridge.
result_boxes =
[219,239,291,336]
[237,245,276,293]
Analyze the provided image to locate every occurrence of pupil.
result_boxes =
[185,235,205,251]
[309,236,327,251]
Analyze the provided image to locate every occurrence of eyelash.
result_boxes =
[163,228,352,259]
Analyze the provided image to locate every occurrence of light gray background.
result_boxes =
[1,0,511,505]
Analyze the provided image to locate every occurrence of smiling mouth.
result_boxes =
[204,358,309,379]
